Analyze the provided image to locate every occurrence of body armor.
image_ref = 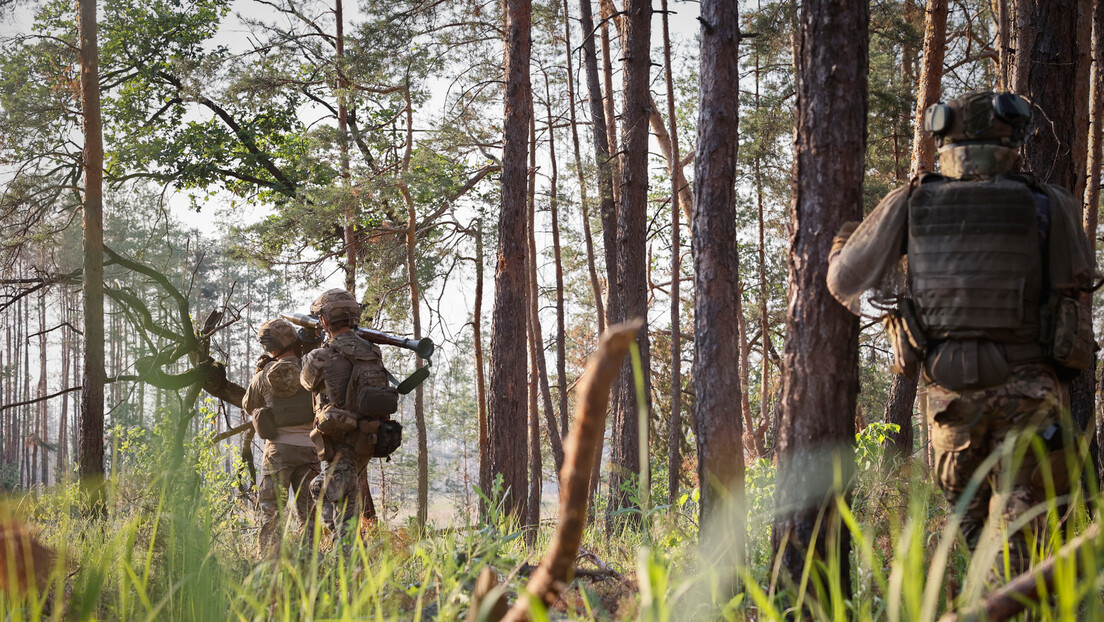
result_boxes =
[269,389,314,427]
[908,177,1045,388]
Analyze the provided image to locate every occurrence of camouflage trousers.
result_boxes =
[258,442,321,554]
[927,364,1074,576]
[309,436,374,534]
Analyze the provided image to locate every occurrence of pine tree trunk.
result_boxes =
[661,0,683,507]
[560,0,605,334]
[544,79,570,440]
[577,0,614,514]
[400,85,429,530]
[772,0,868,597]
[605,0,651,531]
[38,287,48,485]
[475,221,490,515]
[754,35,772,460]
[488,0,533,523]
[884,0,949,462]
[1018,0,1096,474]
[692,0,746,587]
[527,108,543,541]
[1088,0,1103,478]
[909,0,948,176]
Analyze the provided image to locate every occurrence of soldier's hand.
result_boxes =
[831,221,860,257]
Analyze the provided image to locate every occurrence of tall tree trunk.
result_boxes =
[910,0,948,176]
[544,76,570,440]
[526,108,541,539]
[772,0,868,599]
[336,0,357,295]
[399,85,429,530]
[561,0,606,334]
[475,220,490,515]
[577,0,614,516]
[996,0,1013,89]
[59,296,70,480]
[885,0,949,463]
[754,30,772,460]
[662,0,684,507]
[78,0,106,503]
[38,287,48,485]
[1019,0,1096,474]
[488,0,533,522]
[1088,0,1104,477]
[693,0,746,589]
[605,0,651,531]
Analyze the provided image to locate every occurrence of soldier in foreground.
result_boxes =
[241,318,321,554]
[827,91,1098,575]
[300,289,400,533]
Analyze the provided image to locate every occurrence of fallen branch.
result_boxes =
[939,522,1101,622]
[493,319,643,622]
[212,421,252,444]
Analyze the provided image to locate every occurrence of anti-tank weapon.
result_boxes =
[280,312,434,394]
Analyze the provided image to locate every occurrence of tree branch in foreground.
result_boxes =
[485,318,643,622]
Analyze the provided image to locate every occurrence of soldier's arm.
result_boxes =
[826,184,910,314]
[241,371,268,415]
[300,349,327,392]
[1044,184,1100,293]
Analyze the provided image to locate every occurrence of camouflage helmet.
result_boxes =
[923,90,1031,147]
[310,288,361,325]
[258,318,299,353]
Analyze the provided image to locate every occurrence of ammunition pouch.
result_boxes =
[1041,294,1097,374]
[353,386,399,420]
[374,420,403,460]
[884,299,927,376]
[251,407,278,440]
[315,405,359,438]
[309,428,334,462]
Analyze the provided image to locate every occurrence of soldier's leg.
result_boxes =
[987,370,1070,577]
[929,393,993,547]
[288,447,322,534]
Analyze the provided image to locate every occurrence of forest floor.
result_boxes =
[0,423,1102,621]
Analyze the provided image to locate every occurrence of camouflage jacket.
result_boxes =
[243,357,314,447]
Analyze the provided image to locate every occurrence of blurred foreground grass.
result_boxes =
[2,418,1103,620]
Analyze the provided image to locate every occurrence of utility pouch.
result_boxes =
[354,386,399,420]
[884,299,927,376]
[251,407,278,440]
[1042,294,1097,371]
[374,420,403,460]
[309,428,334,462]
[315,405,358,438]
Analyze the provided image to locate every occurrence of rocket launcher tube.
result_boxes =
[279,312,435,362]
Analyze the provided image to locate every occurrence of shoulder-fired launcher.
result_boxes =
[280,312,435,361]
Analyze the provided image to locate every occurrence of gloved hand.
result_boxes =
[831,221,860,257]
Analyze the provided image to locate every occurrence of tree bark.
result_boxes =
[692,0,746,589]
[544,83,570,441]
[605,0,651,531]
[336,0,357,295]
[661,0,684,507]
[37,287,48,485]
[475,221,490,515]
[488,0,533,522]
[577,0,614,517]
[78,0,106,505]
[772,0,867,598]
[1018,0,1096,475]
[526,108,542,541]
[400,85,429,530]
[562,0,605,336]
[909,0,948,176]
[1088,0,1104,478]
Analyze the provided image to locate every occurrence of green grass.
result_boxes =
[2,417,1103,620]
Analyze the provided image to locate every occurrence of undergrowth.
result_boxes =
[2,412,1103,620]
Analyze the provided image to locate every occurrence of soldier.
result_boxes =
[241,318,321,555]
[827,91,1098,575]
[300,289,400,533]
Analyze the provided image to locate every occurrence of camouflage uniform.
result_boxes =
[242,321,321,554]
[827,91,1097,576]
[300,290,389,533]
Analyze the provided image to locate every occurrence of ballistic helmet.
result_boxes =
[310,288,361,326]
[258,318,299,353]
[923,90,1031,147]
